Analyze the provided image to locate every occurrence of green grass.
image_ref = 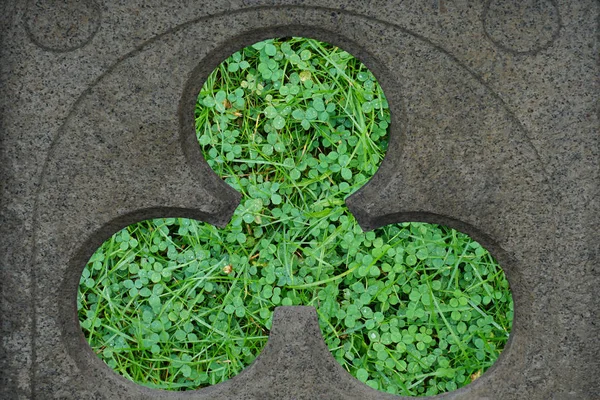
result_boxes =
[78,37,513,397]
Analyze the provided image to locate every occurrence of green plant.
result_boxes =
[78,37,512,397]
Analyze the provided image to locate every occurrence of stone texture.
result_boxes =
[1,0,598,399]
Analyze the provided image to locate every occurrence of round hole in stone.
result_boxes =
[315,221,513,396]
[78,218,270,390]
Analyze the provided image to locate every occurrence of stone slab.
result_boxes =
[1,0,598,399]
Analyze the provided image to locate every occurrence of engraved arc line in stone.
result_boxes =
[38,4,549,195]
[30,8,547,393]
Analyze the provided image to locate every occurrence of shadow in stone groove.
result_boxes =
[193,306,399,400]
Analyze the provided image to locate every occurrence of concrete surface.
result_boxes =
[1,0,598,399]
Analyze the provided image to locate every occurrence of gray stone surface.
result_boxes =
[1,0,598,399]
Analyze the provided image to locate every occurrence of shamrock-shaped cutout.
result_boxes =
[78,37,512,396]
